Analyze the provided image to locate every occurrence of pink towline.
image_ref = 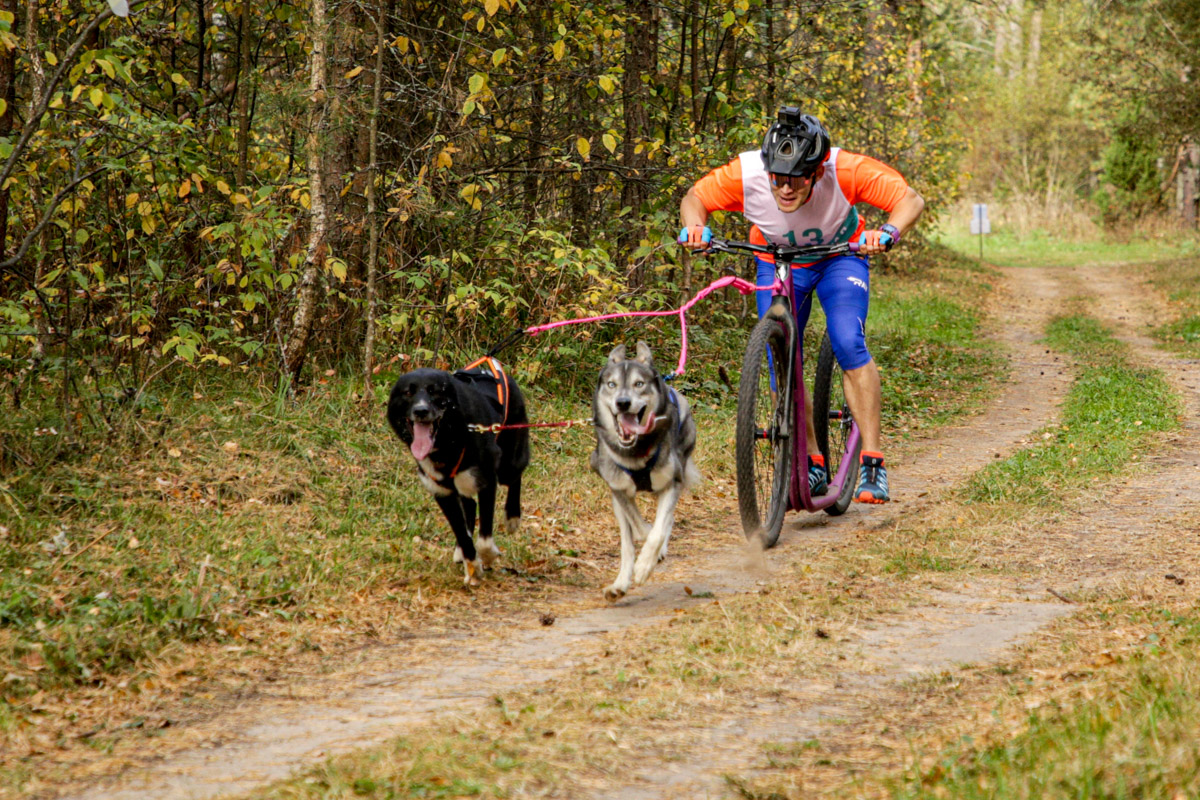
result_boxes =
[524,275,780,377]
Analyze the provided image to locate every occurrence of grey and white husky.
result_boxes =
[591,341,701,601]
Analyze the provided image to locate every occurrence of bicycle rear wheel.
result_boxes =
[736,315,794,548]
[812,333,861,516]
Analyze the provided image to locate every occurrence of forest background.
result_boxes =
[0,0,1196,428]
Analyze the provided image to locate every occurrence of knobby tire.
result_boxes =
[736,315,794,548]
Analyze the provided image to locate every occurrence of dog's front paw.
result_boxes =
[477,538,501,569]
[603,583,628,602]
[505,516,521,535]
[633,557,657,587]
[463,559,482,587]
[657,539,668,562]
[453,546,464,564]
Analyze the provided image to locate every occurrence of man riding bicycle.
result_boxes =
[679,106,925,503]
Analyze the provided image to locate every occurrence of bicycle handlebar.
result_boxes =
[704,237,859,262]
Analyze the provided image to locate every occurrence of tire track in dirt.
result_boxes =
[50,264,1098,800]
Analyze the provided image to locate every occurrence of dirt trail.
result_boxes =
[50,263,1200,800]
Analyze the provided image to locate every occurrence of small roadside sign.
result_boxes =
[970,203,991,235]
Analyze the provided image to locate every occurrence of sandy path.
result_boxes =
[46,262,1200,800]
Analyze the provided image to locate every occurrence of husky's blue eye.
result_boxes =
[634,380,644,388]
[607,381,617,389]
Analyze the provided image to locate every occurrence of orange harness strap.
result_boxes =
[461,356,510,425]
[446,446,466,478]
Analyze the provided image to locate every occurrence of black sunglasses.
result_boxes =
[770,171,818,190]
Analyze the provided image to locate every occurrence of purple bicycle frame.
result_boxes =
[767,254,862,513]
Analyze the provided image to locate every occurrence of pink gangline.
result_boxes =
[524,275,781,377]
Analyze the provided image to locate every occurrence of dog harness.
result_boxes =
[424,357,511,481]
[456,356,513,426]
[617,386,684,492]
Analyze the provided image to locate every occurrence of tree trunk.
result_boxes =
[235,0,253,187]
[283,0,329,383]
[1025,8,1041,86]
[362,6,385,398]
[0,0,17,264]
[25,0,48,360]
[524,2,546,217]
[764,0,775,113]
[619,0,653,279]
[689,0,699,127]
[196,0,207,97]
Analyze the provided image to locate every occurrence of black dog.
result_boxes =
[387,360,530,586]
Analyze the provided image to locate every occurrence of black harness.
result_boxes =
[618,386,684,492]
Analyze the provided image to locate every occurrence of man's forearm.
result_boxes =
[680,190,710,229]
[886,187,925,236]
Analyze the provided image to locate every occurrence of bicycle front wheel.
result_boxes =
[736,315,794,548]
[812,333,861,516]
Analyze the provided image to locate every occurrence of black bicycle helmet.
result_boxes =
[760,106,830,177]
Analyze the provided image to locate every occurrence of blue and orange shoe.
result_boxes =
[855,451,889,504]
[808,454,828,497]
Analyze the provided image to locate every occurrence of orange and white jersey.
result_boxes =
[692,148,910,264]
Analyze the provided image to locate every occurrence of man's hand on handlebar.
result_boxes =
[856,223,901,256]
[678,225,712,251]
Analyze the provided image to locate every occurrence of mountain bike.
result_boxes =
[705,237,864,548]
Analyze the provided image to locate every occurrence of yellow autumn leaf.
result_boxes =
[598,75,614,94]
[89,88,104,107]
[436,149,453,169]
[46,51,59,66]
[492,48,506,67]
[394,36,409,54]
[230,192,250,206]
[345,65,364,79]
[216,180,231,195]
[602,133,617,153]
[177,179,192,199]
[141,216,156,234]
[576,137,591,159]
[125,192,140,209]
[71,85,84,103]
[484,0,499,16]
[552,39,565,61]
[0,99,6,118]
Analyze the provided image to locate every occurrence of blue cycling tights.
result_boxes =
[755,254,873,371]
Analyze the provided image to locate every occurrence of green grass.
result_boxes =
[936,226,1198,269]
[964,313,1180,507]
[1146,257,1200,358]
[890,608,1200,800]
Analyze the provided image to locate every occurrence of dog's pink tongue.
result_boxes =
[619,411,655,439]
[410,422,434,460]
